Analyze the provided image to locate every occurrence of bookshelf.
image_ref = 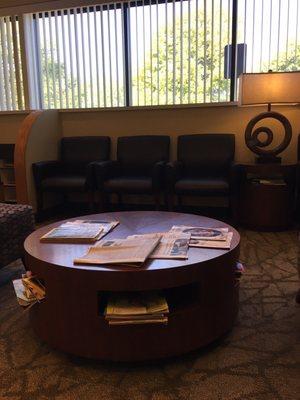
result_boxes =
[0,145,16,204]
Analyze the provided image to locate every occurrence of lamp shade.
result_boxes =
[238,71,300,106]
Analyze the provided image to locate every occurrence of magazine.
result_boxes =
[170,225,229,241]
[127,232,191,259]
[13,276,45,308]
[40,220,119,244]
[105,291,169,325]
[73,236,161,266]
[189,232,233,249]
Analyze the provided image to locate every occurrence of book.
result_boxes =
[127,232,191,259]
[74,236,161,266]
[170,225,229,241]
[40,220,119,243]
[105,291,169,326]
[189,232,233,249]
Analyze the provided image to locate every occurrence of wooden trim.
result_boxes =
[14,110,42,204]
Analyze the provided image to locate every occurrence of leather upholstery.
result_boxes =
[104,177,152,193]
[41,176,86,191]
[174,178,229,194]
[167,134,235,197]
[33,136,110,192]
[95,136,170,196]
[177,134,235,177]
[61,136,110,174]
[32,136,111,212]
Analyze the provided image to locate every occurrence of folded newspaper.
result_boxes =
[170,225,229,241]
[40,220,119,243]
[73,236,161,266]
[127,232,191,259]
[13,275,45,309]
[105,291,169,325]
[189,232,233,249]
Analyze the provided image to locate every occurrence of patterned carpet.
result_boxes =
[0,229,299,400]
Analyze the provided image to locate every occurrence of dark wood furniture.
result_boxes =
[32,136,111,214]
[24,211,240,362]
[238,164,296,231]
[166,134,236,214]
[94,135,170,210]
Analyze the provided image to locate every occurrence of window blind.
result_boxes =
[0,16,24,111]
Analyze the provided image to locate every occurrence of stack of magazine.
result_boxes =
[104,291,169,325]
[13,274,45,309]
[170,226,233,249]
[40,220,119,243]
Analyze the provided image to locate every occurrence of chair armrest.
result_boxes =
[32,160,62,189]
[93,160,119,189]
[152,161,167,191]
[165,161,184,192]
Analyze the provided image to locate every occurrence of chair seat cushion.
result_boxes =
[41,175,86,191]
[104,177,152,193]
[174,178,229,194]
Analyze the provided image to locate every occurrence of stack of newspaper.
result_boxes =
[40,220,119,243]
[104,291,169,325]
[13,273,45,309]
[74,232,191,266]
[170,225,233,249]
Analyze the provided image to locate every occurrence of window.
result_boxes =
[34,6,125,109]
[237,0,300,73]
[0,16,24,111]
[1,0,300,111]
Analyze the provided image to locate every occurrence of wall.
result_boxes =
[60,104,300,164]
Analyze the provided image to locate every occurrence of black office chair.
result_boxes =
[166,133,236,213]
[94,135,170,210]
[33,136,111,214]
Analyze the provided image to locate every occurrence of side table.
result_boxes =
[238,164,296,231]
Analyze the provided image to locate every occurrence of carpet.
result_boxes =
[0,229,299,400]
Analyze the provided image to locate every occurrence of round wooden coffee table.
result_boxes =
[24,211,240,361]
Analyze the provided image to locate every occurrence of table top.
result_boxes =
[25,211,240,274]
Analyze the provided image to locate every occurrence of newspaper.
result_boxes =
[74,236,160,266]
[189,232,233,249]
[105,291,169,325]
[170,225,229,241]
[13,276,45,309]
[128,232,191,259]
[40,220,119,244]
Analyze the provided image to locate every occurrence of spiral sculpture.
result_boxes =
[245,111,292,160]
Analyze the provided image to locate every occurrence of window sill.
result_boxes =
[57,101,239,113]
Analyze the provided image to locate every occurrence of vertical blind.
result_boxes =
[0,0,300,111]
[34,5,125,109]
[237,0,300,73]
[0,16,24,111]
[31,0,234,109]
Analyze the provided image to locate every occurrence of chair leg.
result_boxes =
[97,191,105,212]
[117,194,122,209]
[88,191,94,212]
[154,193,160,210]
[36,190,43,216]
[167,194,174,211]
[177,195,183,209]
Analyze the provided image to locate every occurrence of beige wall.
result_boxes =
[0,112,28,144]
[60,104,300,163]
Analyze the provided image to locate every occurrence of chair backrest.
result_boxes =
[61,136,110,173]
[117,135,170,174]
[177,134,235,176]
